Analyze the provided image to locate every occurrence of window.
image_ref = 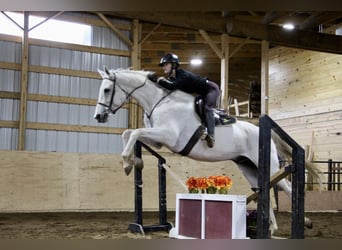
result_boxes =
[0,12,91,45]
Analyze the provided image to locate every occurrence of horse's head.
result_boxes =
[94,68,160,123]
[94,68,128,123]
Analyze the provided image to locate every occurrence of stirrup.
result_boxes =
[201,128,208,140]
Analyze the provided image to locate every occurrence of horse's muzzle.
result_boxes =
[94,113,108,123]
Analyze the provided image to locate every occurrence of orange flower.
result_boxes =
[186,177,198,190]
[196,177,209,190]
[216,176,232,189]
[206,175,217,187]
[186,175,233,194]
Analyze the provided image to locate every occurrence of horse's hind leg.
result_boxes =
[277,178,313,229]
[269,204,278,236]
[234,157,278,236]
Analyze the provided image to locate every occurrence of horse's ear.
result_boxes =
[97,68,108,79]
[106,68,116,79]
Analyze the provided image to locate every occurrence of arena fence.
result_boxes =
[307,160,341,191]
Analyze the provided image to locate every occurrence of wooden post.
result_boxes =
[233,98,239,116]
[261,40,269,114]
[198,30,228,109]
[129,19,141,129]
[18,12,29,150]
[221,34,229,109]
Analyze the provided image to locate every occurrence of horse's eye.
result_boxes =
[104,88,110,94]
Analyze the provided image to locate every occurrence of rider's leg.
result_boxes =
[204,80,220,148]
[204,109,215,148]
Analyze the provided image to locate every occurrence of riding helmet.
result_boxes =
[158,53,180,67]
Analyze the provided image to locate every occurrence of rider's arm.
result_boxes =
[157,77,179,90]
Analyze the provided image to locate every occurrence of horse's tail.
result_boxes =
[272,132,323,191]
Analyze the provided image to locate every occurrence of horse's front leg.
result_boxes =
[121,127,174,175]
[121,129,136,175]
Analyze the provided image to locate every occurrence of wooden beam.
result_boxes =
[229,37,250,58]
[0,120,125,135]
[1,11,23,31]
[0,91,130,108]
[18,12,29,150]
[198,29,222,59]
[28,11,64,32]
[110,11,342,54]
[247,167,290,204]
[298,12,323,30]
[29,65,100,79]
[262,11,279,24]
[0,61,20,70]
[139,23,161,45]
[109,11,227,34]
[226,18,342,54]
[299,12,342,30]
[34,11,131,30]
[97,12,133,47]
[0,61,101,79]
[0,33,131,57]
[30,37,130,57]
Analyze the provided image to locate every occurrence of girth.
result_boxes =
[178,125,206,156]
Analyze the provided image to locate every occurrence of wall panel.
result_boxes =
[0,13,131,153]
[269,47,342,162]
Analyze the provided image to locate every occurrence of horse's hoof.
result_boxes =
[305,218,313,229]
[305,221,313,229]
[124,165,133,176]
[134,157,144,170]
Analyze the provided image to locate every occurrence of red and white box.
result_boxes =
[169,193,247,239]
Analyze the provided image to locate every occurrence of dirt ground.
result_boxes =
[0,211,341,239]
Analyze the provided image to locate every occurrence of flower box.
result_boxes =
[169,193,247,239]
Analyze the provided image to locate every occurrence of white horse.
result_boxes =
[94,68,319,235]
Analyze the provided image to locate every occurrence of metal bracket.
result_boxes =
[285,164,296,173]
[251,186,261,193]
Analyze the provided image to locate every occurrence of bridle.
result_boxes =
[97,71,172,120]
[97,73,148,114]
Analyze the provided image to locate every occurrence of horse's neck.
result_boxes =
[130,78,167,112]
[122,71,194,115]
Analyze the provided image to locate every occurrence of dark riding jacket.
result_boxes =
[158,68,208,96]
[158,68,220,110]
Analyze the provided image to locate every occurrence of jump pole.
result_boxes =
[256,114,305,239]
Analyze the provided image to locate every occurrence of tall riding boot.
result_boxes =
[205,110,215,148]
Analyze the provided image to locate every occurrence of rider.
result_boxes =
[157,53,220,148]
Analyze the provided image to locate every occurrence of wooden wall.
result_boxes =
[278,191,342,211]
[0,150,253,212]
[268,47,342,162]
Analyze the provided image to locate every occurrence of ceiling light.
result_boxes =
[282,23,295,30]
[190,59,202,66]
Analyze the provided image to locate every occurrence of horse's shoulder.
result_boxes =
[169,90,195,102]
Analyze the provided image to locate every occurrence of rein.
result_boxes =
[98,71,172,119]
[145,90,173,119]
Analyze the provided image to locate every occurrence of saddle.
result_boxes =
[194,96,236,126]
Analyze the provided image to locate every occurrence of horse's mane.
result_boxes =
[109,68,154,76]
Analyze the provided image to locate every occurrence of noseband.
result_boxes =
[97,73,147,114]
